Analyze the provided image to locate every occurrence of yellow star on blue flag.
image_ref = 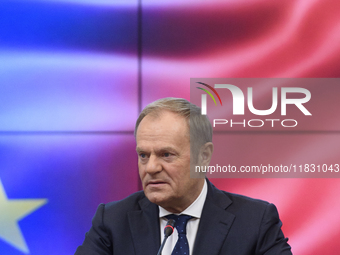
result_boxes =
[0,179,48,254]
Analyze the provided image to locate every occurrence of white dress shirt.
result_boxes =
[159,180,207,255]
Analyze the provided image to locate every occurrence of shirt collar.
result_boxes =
[159,179,207,219]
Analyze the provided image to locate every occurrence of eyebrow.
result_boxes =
[157,147,176,154]
[136,147,144,153]
[136,146,176,154]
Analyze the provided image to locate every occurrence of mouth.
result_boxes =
[146,180,168,187]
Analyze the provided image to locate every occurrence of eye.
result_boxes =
[162,152,173,158]
[139,153,147,159]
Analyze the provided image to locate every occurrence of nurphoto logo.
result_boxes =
[195,81,312,128]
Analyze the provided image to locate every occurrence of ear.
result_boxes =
[198,142,214,166]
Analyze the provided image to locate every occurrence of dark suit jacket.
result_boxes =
[75,180,292,255]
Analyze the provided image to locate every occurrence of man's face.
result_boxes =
[136,110,204,213]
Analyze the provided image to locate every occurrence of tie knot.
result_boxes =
[166,214,193,235]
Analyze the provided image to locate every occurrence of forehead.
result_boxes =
[136,111,189,147]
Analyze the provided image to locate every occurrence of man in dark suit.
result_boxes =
[75,98,292,255]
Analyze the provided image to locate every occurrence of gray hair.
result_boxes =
[134,97,212,160]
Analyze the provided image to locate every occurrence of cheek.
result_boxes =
[169,166,191,187]
[138,164,146,179]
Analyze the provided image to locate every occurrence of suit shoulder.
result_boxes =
[104,190,146,213]
[207,180,274,214]
[223,191,270,207]
[221,191,281,221]
[208,180,270,207]
[208,189,280,231]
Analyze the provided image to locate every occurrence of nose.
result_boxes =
[145,155,162,175]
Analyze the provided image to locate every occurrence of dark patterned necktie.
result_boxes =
[166,214,194,255]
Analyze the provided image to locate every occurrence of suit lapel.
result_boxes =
[193,180,235,255]
[128,196,160,255]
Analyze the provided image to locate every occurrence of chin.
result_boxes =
[145,192,168,206]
